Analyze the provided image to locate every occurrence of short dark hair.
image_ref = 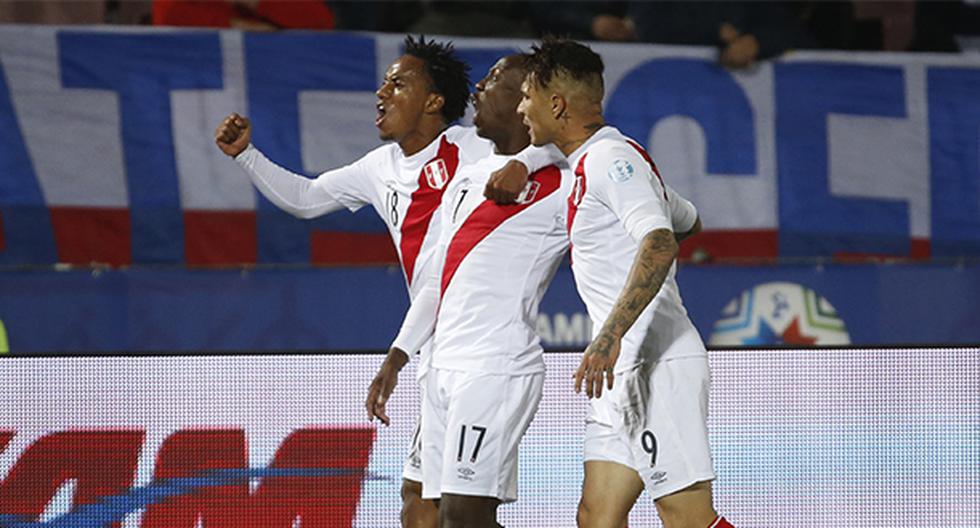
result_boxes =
[403,35,471,123]
[526,36,604,92]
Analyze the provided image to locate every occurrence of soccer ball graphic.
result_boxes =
[708,282,850,346]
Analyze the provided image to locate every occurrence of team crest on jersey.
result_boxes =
[708,282,851,346]
[608,159,634,183]
[515,180,541,204]
[424,159,450,189]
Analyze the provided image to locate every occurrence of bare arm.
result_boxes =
[598,228,678,338]
[574,228,679,398]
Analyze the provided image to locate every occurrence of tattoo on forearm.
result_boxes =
[601,229,678,340]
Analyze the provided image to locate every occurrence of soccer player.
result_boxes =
[214,36,554,528]
[375,53,571,528]
[517,37,733,528]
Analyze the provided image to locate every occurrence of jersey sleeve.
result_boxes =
[390,270,439,354]
[235,144,374,218]
[449,126,493,164]
[586,144,673,243]
[512,143,564,174]
[390,207,450,353]
[452,125,563,174]
[665,185,698,234]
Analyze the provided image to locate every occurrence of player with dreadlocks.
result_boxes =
[215,35,557,527]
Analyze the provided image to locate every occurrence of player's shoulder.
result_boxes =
[443,125,480,148]
[352,142,400,170]
[583,138,648,185]
[445,125,493,157]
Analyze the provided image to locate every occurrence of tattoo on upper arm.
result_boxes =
[602,229,678,338]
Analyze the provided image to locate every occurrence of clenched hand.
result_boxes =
[214,112,252,157]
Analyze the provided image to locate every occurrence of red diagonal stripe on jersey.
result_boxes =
[442,166,561,297]
[567,154,588,235]
[625,139,668,202]
[400,137,459,286]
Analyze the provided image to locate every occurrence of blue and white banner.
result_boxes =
[1,26,979,267]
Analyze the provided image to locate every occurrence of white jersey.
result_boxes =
[237,126,485,296]
[392,152,571,375]
[235,126,561,377]
[566,126,704,372]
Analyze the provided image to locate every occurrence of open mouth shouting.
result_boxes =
[471,93,482,122]
[375,101,387,128]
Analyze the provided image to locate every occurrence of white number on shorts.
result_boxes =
[457,424,487,463]
[641,430,658,467]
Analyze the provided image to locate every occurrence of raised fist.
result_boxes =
[214,112,252,157]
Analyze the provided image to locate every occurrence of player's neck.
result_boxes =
[399,123,448,157]
[555,118,605,157]
[491,127,531,156]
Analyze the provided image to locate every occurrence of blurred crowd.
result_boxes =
[1,0,978,67]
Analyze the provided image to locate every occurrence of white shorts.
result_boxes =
[584,356,715,500]
[402,417,424,483]
[402,364,428,483]
[421,368,544,503]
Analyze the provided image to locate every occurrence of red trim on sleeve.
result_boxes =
[625,139,668,202]
[400,137,459,286]
[441,166,562,297]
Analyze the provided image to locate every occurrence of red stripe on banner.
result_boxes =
[311,231,399,265]
[183,211,257,266]
[911,238,931,259]
[833,237,932,262]
[625,139,668,201]
[442,166,562,296]
[49,206,131,266]
[678,229,779,261]
[401,137,459,286]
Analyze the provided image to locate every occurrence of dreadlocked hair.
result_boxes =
[404,35,471,123]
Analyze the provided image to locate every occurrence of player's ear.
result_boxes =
[550,92,566,120]
[424,92,445,116]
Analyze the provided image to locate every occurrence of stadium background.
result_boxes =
[0,27,978,526]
